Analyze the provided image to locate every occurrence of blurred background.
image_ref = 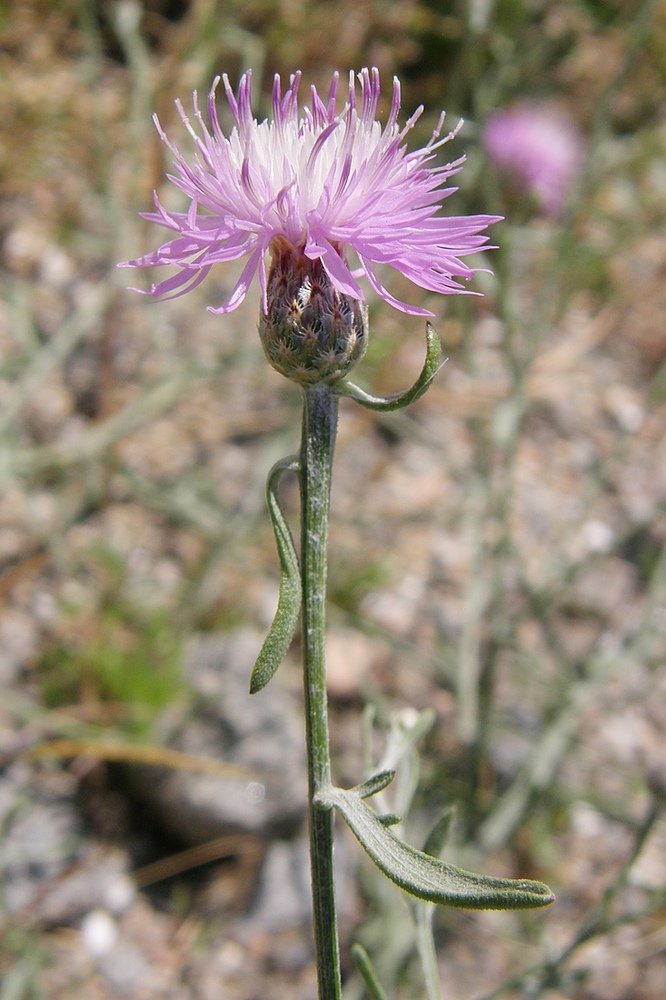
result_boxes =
[1,1,665,997]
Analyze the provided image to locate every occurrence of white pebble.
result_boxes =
[81,909,118,958]
[579,519,614,554]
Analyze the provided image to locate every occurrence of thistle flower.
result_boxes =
[483,104,583,216]
[120,68,499,318]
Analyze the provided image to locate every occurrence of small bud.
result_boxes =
[259,237,368,384]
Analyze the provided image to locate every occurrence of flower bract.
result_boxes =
[120,68,500,316]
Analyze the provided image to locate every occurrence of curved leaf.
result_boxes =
[350,943,388,1000]
[320,785,555,910]
[338,323,444,412]
[422,805,456,859]
[249,456,301,694]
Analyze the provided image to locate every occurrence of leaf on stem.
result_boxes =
[338,323,444,412]
[354,769,396,799]
[422,805,456,859]
[249,456,301,694]
[377,812,402,827]
[319,785,555,910]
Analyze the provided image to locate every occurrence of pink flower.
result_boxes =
[483,104,583,216]
[120,68,499,316]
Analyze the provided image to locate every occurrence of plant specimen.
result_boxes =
[121,67,554,999]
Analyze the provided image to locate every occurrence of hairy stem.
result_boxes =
[300,382,341,999]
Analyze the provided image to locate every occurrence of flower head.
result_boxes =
[120,68,499,317]
[259,235,368,384]
[483,104,583,216]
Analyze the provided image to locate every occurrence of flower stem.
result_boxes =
[299,382,341,1000]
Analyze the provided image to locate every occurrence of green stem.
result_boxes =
[299,382,341,999]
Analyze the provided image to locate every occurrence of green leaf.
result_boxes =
[413,898,441,1000]
[351,943,389,1000]
[319,785,555,910]
[249,456,301,694]
[422,805,456,859]
[377,812,402,827]
[339,323,444,412]
[354,769,396,799]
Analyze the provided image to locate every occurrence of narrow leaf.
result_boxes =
[413,900,441,1000]
[249,456,301,694]
[339,323,444,412]
[422,805,456,859]
[354,769,396,799]
[350,943,389,1000]
[377,812,402,827]
[321,786,555,910]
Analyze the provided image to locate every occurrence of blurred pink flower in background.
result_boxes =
[483,104,583,215]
